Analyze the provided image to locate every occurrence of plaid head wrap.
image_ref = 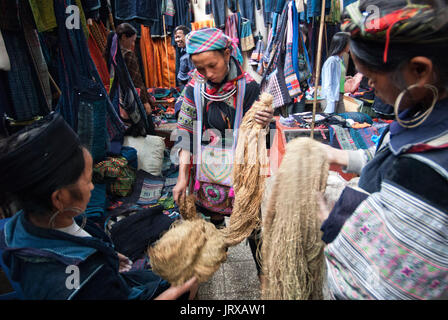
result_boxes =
[342,0,448,63]
[186,28,243,65]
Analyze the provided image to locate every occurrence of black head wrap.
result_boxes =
[0,112,81,194]
[342,0,448,65]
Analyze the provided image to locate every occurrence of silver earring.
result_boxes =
[393,83,438,129]
[48,210,60,228]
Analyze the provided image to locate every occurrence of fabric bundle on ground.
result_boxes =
[148,219,228,286]
[93,157,136,197]
[222,92,273,247]
[262,137,328,300]
[110,205,173,262]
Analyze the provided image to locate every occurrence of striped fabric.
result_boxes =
[283,1,301,98]
[186,27,243,64]
[325,180,448,300]
[186,28,229,54]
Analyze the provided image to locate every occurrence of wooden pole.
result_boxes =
[310,0,327,139]
[162,15,172,88]
[108,12,115,32]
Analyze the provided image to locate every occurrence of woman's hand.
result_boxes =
[117,252,133,273]
[316,192,331,225]
[319,143,349,167]
[154,277,199,300]
[144,102,152,115]
[173,178,188,204]
[254,108,274,128]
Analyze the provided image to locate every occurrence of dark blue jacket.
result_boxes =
[0,211,168,300]
[321,98,448,243]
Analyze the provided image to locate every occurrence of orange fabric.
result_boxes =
[140,25,176,89]
[191,20,216,31]
[270,116,356,181]
[87,25,109,87]
[351,122,371,129]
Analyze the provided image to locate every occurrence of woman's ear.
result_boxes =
[407,57,434,87]
[224,48,231,63]
[51,189,65,212]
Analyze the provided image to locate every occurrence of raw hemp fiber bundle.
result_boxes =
[221,92,273,247]
[147,218,228,286]
[261,137,329,300]
[178,193,199,221]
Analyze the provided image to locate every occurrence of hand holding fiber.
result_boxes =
[148,219,228,286]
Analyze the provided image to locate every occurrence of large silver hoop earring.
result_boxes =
[77,214,87,233]
[48,210,60,228]
[394,84,438,129]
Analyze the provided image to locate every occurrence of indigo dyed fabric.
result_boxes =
[110,205,173,261]
[54,0,125,141]
[114,0,159,22]
[2,31,42,121]
[85,183,107,222]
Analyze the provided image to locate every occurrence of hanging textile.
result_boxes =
[140,26,176,89]
[250,37,264,66]
[191,20,215,31]
[326,0,341,24]
[283,1,301,98]
[206,0,226,29]
[53,0,125,157]
[0,72,14,135]
[2,31,43,122]
[114,0,160,23]
[87,21,110,88]
[307,0,331,22]
[28,0,57,32]
[173,0,193,30]
[238,0,256,30]
[240,19,255,52]
[0,31,10,71]
[23,28,52,112]
[107,33,155,138]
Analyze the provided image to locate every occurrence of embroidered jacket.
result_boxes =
[323,98,448,299]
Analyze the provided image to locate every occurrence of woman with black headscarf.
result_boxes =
[317,0,448,299]
[0,113,197,299]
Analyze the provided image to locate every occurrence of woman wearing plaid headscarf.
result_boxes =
[173,28,272,276]
[315,0,448,299]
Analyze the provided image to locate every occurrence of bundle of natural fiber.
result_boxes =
[261,137,329,300]
[178,193,199,221]
[147,219,228,286]
[222,92,273,247]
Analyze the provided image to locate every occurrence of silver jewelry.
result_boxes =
[394,83,438,129]
[200,87,236,102]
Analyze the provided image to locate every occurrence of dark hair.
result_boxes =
[328,32,350,57]
[16,146,86,216]
[116,23,137,39]
[345,0,448,89]
[174,25,191,36]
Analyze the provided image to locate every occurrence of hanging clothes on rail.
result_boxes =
[206,0,226,29]
[140,26,176,89]
[88,21,110,88]
[53,0,126,161]
[113,0,160,24]
[1,12,49,123]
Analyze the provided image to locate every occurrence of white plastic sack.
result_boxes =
[0,30,11,71]
[123,135,165,176]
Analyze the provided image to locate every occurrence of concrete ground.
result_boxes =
[197,218,261,300]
